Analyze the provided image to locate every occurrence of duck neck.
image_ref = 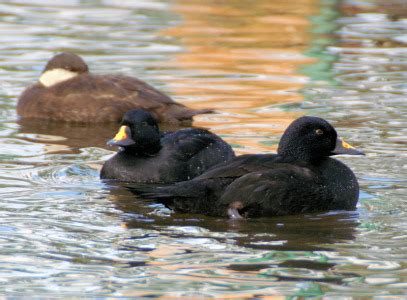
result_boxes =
[125,141,162,157]
[278,146,323,164]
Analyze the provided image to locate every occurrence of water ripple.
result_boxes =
[0,0,405,297]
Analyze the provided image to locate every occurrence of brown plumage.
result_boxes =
[17,52,212,124]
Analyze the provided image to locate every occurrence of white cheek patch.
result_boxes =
[39,68,78,87]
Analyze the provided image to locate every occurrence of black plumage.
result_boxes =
[134,116,364,218]
[100,109,235,183]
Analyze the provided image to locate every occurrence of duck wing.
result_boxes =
[219,167,331,218]
[132,154,290,215]
[195,153,283,179]
[163,128,235,176]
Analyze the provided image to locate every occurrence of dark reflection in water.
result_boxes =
[16,118,188,153]
[129,210,359,252]
[17,118,118,152]
[227,260,336,272]
[1,0,406,297]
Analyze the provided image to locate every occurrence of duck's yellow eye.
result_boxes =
[315,129,324,135]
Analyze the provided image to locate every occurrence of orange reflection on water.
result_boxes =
[163,0,319,154]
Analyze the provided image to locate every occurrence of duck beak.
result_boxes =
[107,125,135,147]
[332,138,365,156]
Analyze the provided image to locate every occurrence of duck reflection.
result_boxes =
[16,118,186,154]
[162,0,320,154]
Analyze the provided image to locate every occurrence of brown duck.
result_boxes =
[17,52,212,124]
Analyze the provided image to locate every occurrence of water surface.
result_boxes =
[0,0,406,297]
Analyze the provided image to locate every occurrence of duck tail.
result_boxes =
[169,106,215,122]
[175,107,215,121]
[128,184,176,202]
[189,108,215,116]
[129,180,205,203]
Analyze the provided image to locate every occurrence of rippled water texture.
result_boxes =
[0,0,406,297]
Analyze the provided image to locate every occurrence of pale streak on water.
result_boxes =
[0,0,406,297]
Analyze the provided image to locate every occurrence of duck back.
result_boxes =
[18,74,212,124]
[101,128,234,183]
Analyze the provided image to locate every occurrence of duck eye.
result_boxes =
[315,129,324,135]
[141,121,148,126]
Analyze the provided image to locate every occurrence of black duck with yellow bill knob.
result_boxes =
[133,116,364,218]
[100,109,235,183]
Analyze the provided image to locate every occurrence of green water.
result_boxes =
[0,0,406,297]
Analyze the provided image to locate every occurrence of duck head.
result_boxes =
[277,116,364,162]
[39,52,89,87]
[107,109,162,156]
